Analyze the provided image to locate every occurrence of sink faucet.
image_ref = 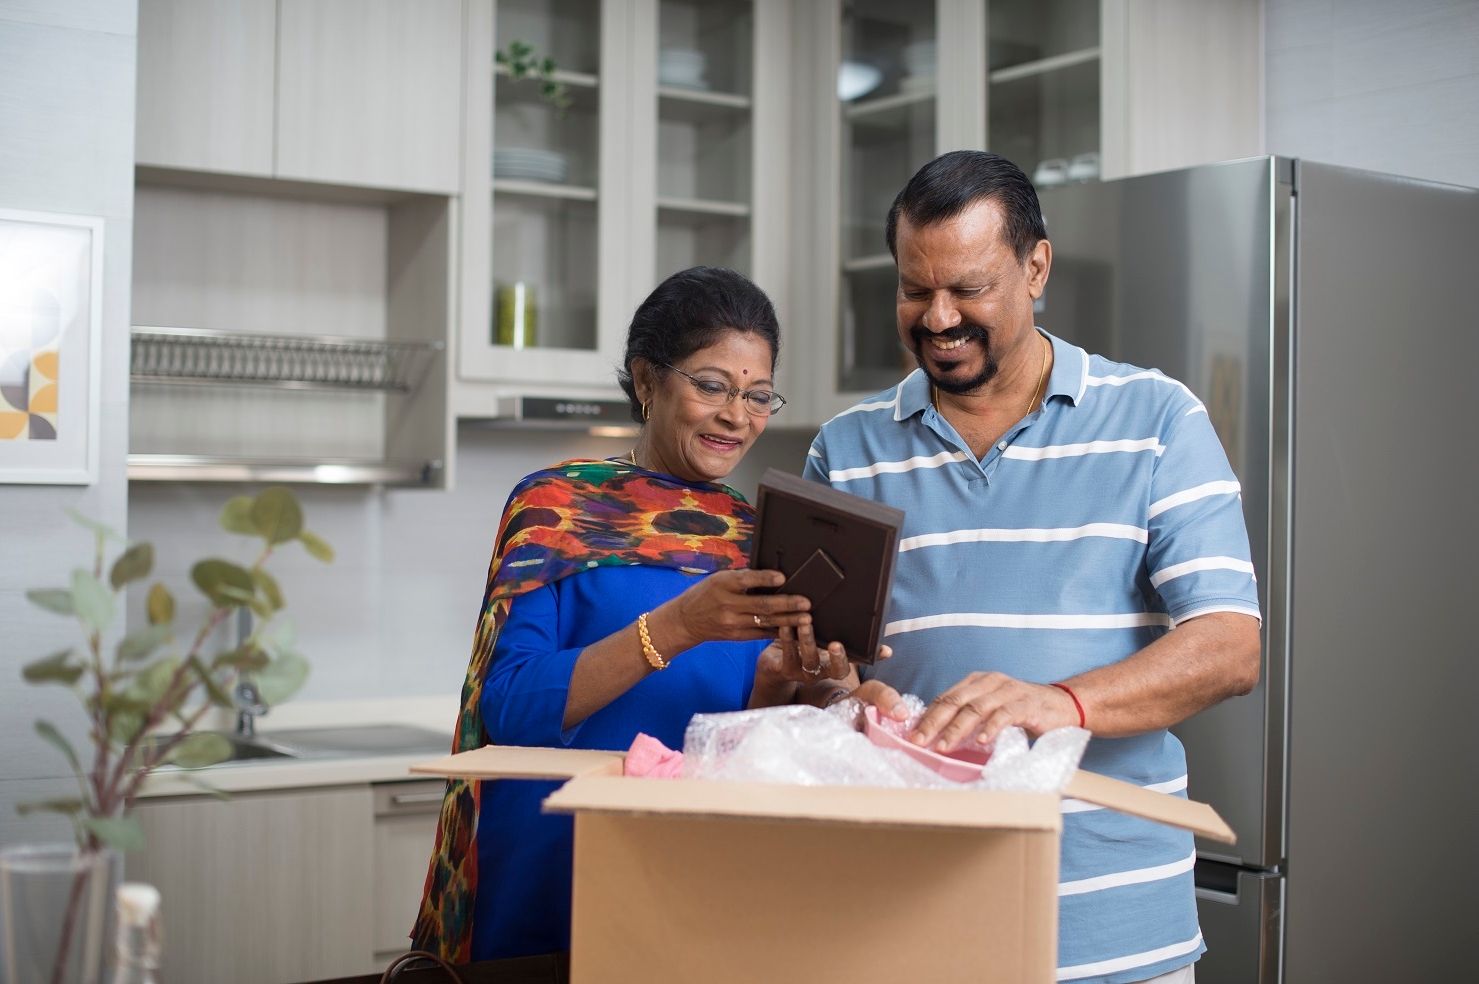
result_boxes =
[234,676,268,738]
[232,608,267,738]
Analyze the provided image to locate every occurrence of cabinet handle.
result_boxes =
[391,792,445,806]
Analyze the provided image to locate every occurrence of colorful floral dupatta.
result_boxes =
[411,459,755,961]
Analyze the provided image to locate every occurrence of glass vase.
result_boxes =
[0,844,120,984]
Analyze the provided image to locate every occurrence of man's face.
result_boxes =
[894,198,1050,395]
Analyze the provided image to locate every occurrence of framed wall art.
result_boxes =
[0,208,104,484]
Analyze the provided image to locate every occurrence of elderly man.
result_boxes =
[805,151,1262,984]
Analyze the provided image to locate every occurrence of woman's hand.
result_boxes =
[653,569,813,654]
[773,623,850,681]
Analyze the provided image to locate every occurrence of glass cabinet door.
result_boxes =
[987,0,1100,189]
[491,0,602,353]
[654,0,754,281]
[837,0,937,394]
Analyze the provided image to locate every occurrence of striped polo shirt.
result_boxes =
[804,329,1261,983]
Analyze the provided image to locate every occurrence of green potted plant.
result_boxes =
[496,39,573,116]
[2,487,332,984]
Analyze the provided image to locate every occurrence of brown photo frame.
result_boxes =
[749,469,904,664]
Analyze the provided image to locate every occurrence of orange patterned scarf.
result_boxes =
[411,459,754,960]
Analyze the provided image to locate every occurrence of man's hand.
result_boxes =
[909,672,1080,751]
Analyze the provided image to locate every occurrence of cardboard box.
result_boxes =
[413,746,1232,984]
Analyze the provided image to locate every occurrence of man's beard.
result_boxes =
[909,323,998,394]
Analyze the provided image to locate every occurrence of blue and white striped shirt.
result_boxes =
[804,330,1261,983]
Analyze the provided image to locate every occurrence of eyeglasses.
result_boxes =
[661,363,787,416]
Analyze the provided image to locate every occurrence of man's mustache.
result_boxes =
[909,323,990,347]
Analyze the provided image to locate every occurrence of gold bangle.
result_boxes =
[637,612,669,670]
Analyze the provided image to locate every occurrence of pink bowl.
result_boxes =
[863,705,991,783]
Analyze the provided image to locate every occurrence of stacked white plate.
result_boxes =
[900,38,937,93]
[658,47,708,89]
[493,148,568,184]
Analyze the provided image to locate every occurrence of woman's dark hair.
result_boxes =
[885,150,1047,264]
[617,266,780,423]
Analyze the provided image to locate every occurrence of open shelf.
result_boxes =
[658,86,751,126]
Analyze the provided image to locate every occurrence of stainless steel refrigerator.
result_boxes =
[1036,157,1477,983]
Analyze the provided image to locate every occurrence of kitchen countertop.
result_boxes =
[137,695,459,798]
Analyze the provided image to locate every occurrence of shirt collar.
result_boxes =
[893,328,1088,422]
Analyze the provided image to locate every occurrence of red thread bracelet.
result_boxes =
[1051,682,1086,729]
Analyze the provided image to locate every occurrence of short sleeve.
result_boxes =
[1144,407,1263,625]
[802,430,829,485]
[480,583,588,747]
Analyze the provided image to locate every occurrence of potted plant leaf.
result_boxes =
[2,487,332,984]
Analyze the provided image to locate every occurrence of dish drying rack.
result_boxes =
[130,326,444,392]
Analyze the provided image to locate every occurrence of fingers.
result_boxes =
[823,641,849,680]
[910,673,1005,751]
[795,621,823,675]
[727,568,787,591]
[850,680,909,720]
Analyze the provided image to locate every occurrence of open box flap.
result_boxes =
[1065,770,1235,844]
[544,774,1063,832]
[410,745,623,781]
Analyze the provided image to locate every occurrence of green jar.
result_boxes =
[495,283,537,348]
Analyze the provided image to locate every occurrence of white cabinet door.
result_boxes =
[128,786,375,984]
[135,0,277,175]
[276,0,464,194]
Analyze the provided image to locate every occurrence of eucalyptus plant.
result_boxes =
[496,39,573,116]
[19,487,333,854]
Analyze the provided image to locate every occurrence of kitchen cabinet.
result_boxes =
[452,0,795,413]
[276,0,464,195]
[128,785,376,984]
[136,0,465,196]
[129,778,445,983]
[371,780,445,964]
[135,0,277,177]
[790,0,1261,425]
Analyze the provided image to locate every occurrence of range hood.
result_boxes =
[467,395,639,436]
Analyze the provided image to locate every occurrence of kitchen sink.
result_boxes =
[168,724,453,766]
[252,724,454,759]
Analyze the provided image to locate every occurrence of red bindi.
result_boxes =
[742,369,748,375]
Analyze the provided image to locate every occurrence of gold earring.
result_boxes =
[641,401,650,422]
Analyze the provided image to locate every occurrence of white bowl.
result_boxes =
[838,60,883,101]
[1066,152,1100,182]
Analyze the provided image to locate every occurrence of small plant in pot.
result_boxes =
[5,487,332,984]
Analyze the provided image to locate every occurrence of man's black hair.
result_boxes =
[885,150,1047,263]
[616,266,780,423]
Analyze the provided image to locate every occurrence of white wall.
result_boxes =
[0,1,137,845]
[1265,0,1479,188]
[126,425,815,713]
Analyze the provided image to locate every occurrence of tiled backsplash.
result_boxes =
[126,423,815,711]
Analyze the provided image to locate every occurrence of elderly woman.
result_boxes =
[413,267,862,963]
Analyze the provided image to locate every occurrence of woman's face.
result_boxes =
[634,330,774,485]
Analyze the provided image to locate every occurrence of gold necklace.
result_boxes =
[931,333,1050,419]
[625,449,639,466]
[1024,333,1049,416]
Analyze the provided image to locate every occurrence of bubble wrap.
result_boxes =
[682,697,1091,794]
